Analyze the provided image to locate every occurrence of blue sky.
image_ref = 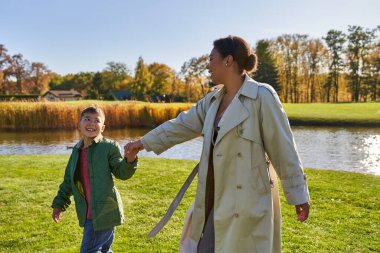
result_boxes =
[1,0,379,75]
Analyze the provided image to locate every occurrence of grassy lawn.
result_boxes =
[283,102,380,126]
[0,155,379,252]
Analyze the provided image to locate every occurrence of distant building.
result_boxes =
[42,89,82,102]
[106,90,133,100]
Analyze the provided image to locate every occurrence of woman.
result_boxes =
[126,35,310,253]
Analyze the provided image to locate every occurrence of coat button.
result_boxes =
[237,184,242,189]
[234,213,239,218]
[237,152,242,157]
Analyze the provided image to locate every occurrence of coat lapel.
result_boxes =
[202,92,222,145]
[215,96,249,145]
[214,75,258,145]
[199,90,222,180]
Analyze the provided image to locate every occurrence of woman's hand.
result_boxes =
[295,202,310,222]
[124,140,144,163]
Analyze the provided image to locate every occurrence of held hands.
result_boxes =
[52,208,62,223]
[124,139,144,163]
[295,202,310,222]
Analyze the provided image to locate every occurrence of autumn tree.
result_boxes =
[274,34,308,102]
[148,63,175,101]
[366,48,380,101]
[0,44,11,94]
[29,62,51,94]
[132,57,153,100]
[346,25,376,102]
[364,26,380,101]
[304,38,327,102]
[8,54,30,94]
[104,61,132,90]
[323,30,346,102]
[180,55,209,102]
[71,72,95,97]
[48,73,63,88]
[273,35,292,102]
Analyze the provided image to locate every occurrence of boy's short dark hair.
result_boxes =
[80,106,105,121]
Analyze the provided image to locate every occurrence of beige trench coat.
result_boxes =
[141,75,310,253]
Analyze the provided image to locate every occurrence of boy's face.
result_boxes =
[78,112,105,139]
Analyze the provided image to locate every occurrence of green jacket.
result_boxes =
[52,135,137,231]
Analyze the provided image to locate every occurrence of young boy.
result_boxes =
[51,105,138,253]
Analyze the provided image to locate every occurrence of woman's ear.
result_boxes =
[224,55,234,67]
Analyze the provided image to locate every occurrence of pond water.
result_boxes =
[0,126,379,175]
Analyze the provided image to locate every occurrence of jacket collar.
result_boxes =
[210,84,225,101]
[239,74,259,100]
[74,134,103,149]
[210,74,259,101]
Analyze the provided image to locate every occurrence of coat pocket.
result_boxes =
[251,165,270,194]
[95,197,120,219]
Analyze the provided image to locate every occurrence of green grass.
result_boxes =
[283,102,380,127]
[0,155,379,252]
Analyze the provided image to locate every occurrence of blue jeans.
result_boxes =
[80,220,115,253]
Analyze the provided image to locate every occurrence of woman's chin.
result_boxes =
[210,77,219,84]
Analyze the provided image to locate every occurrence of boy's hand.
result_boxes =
[124,140,144,163]
[52,208,62,223]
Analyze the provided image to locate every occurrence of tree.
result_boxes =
[273,35,292,102]
[366,44,380,101]
[71,72,95,97]
[253,40,280,92]
[48,73,64,89]
[305,38,328,102]
[290,34,309,103]
[90,72,105,99]
[50,73,74,90]
[365,26,380,101]
[180,55,209,102]
[29,62,51,94]
[8,54,30,94]
[104,61,132,90]
[50,72,94,96]
[132,57,153,100]
[323,30,346,102]
[0,44,11,94]
[148,63,175,101]
[274,34,308,102]
[169,73,187,102]
[346,25,376,102]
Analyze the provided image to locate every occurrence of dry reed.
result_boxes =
[0,101,193,131]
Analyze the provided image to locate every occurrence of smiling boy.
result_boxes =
[51,105,138,253]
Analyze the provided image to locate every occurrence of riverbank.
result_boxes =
[0,155,379,252]
[0,101,379,130]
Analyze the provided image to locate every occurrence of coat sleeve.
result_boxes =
[258,86,310,205]
[109,141,137,180]
[51,154,73,211]
[141,95,209,155]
